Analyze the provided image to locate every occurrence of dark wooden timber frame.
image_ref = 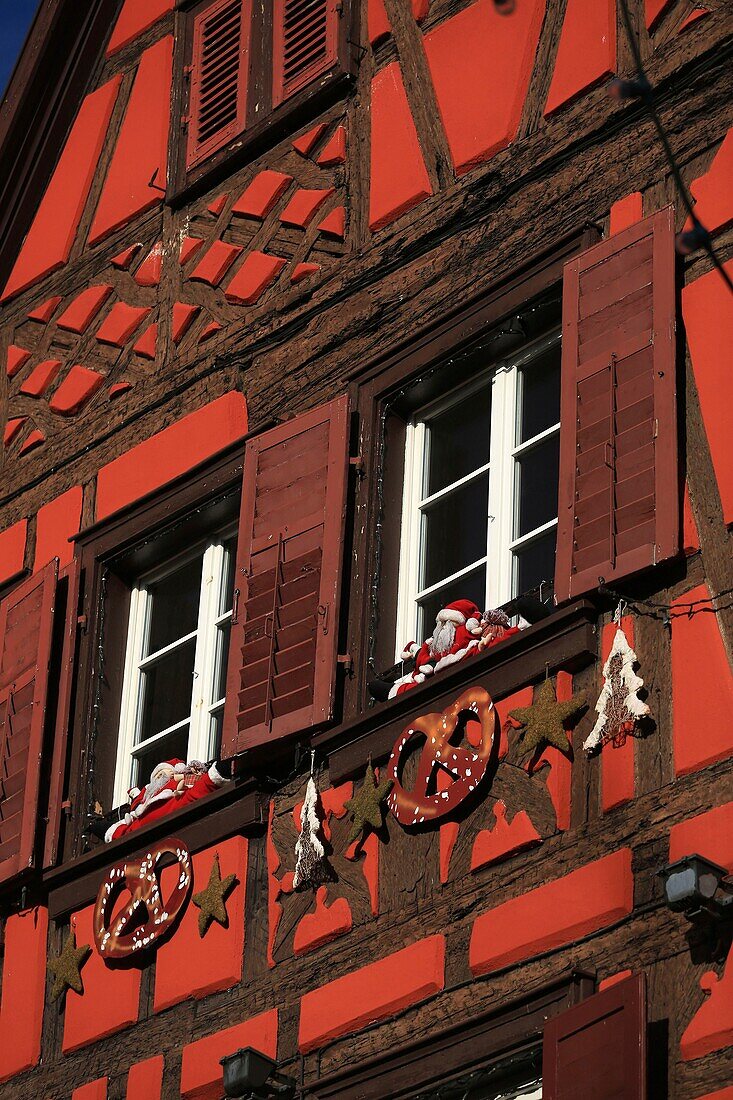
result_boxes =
[310,970,595,1099]
[63,436,253,865]
[168,0,359,202]
[340,226,601,726]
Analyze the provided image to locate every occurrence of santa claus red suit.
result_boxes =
[391,600,479,697]
[105,759,230,842]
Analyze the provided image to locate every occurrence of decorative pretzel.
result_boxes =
[386,686,497,826]
[93,839,192,960]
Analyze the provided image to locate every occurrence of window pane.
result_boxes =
[514,529,556,597]
[519,343,561,443]
[426,384,491,496]
[422,473,489,590]
[146,555,203,655]
[515,433,560,538]
[418,564,486,641]
[138,637,196,742]
[134,726,190,790]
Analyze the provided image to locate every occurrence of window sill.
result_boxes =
[314,599,598,785]
[44,777,266,919]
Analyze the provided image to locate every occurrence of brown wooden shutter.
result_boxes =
[554,207,678,603]
[543,973,646,1099]
[186,0,252,169]
[222,395,350,757]
[272,0,341,108]
[0,562,58,885]
[43,559,80,869]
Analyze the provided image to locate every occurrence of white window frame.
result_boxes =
[112,531,235,808]
[395,331,560,656]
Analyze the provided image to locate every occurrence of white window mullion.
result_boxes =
[113,585,150,807]
[486,365,517,609]
[395,420,426,657]
[188,541,226,762]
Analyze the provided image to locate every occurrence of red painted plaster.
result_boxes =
[291,262,321,284]
[199,320,223,342]
[683,483,701,555]
[679,7,711,32]
[49,365,105,416]
[57,285,114,333]
[154,836,247,1012]
[126,1056,164,1100]
[179,236,205,266]
[225,252,287,305]
[317,126,347,166]
[686,129,733,236]
[670,802,733,873]
[232,170,293,219]
[471,799,542,871]
[681,960,733,1061]
[172,303,201,343]
[19,359,62,397]
[672,584,733,775]
[299,935,445,1052]
[63,904,141,1053]
[134,243,164,287]
[208,193,229,217]
[111,244,142,269]
[293,886,353,955]
[369,62,431,230]
[292,123,327,156]
[610,192,643,235]
[600,618,636,812]
[34,486,83,570]
[683,264,733,526]
[72,1080,108,1100]
[107,0,173,55]
[544,0,616,116]
[267,800,282,968]
[180,1010,278,1100]
[599,968,633,991]
[469,849,633,976]
[96,391,247,519]
[6,345,30,378]
[496,685,533,756]
[646,0,675,29]
[2,77,121,301]
[0,907,48,1084]
[96,303,151,347]
[412,0,430,21]
[28,295,63,323]
[89,37,173,244]
[280,188,334,228]
[19,429,45,456]
[109,381,134,398]
[318,206,346,239]
[694,1089,733,1100]
[4,418,26,448]
[369,0,391,44]
[423,0,544,175]
[133,322,158,359]
[189,241,243,286]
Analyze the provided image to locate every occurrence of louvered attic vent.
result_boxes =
[180,0,351,185]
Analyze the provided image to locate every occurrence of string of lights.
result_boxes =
[599,583,733,623]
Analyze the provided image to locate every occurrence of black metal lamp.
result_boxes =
[220,1048,296,1099]
[658,854,733,923]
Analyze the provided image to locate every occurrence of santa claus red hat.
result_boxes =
[436,599,483,631]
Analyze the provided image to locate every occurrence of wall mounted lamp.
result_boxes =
[220,1048,296,1099]
[658,854,733,923]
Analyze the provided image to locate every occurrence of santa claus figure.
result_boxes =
[389,599,485,698]
[104,758,231,842]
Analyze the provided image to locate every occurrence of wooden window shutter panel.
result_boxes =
[186,0,252,169]
[554,207,678,603]
[43,559,81,869]
[222,394,351,757]
[543,973,646,1099]
[0,561,58,885]
[272,0,341,108]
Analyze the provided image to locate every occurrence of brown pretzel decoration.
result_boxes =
[93,839,192,960]
[386,686,496,826]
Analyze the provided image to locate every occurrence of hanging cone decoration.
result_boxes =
[584,625,650,752]
[292,775,330,890]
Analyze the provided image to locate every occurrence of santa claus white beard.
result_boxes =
[429,619,456,658]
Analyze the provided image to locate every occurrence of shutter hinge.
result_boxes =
[181,116,191,130]
[317,603,330,635]
[77,614,88,633]
[337,653,353,674]
[350,455,365,477]
[61,800,73,817]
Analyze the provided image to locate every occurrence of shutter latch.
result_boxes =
[350,455,365,477]
[317,603,330,635]
[337,653,353,675]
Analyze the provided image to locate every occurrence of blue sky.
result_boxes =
[0,0,42,98]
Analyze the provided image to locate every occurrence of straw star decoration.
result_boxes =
[509,678,585,759]
[48,930,91,1001]
[192,853,237,937]
[345,763,394,846]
